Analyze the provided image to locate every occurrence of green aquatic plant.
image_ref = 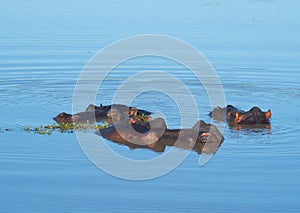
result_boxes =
[23,121,109,135]
[24,125,52,135]
[133,113,151,122]
[23,114,151,136]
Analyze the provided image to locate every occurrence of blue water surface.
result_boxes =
[0,0,300,212]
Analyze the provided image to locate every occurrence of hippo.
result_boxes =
[85,103,152,116]
[96,118,224,155]
[209,105,271,126]
[53,110,108,124]
[233,107,271,125]
[54,104,152,124]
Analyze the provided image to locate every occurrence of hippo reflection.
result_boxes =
[96,118,224,155]
[209,105,271,127]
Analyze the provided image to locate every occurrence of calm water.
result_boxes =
[1,0,300,212]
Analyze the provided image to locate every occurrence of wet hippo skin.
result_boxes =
[96,118,224,155]
[209,105,272,126]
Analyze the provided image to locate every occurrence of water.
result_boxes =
[1,0,300,212]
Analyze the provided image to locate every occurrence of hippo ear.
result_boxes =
[235,112,244,123]
[266,110,272,119]
[227,111,232,117]
[129,107,137,116]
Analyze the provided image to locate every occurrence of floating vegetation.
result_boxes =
[133,113,151,122]
[23,121,109,135]
[22,114,151,136]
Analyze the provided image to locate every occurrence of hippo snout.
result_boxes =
[53,112,73,124]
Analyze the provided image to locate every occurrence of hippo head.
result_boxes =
[53,112,73,124]
[234,107,272,125]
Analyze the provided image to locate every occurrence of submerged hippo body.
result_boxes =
[209,105,271,126]
[96,118,224,154]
